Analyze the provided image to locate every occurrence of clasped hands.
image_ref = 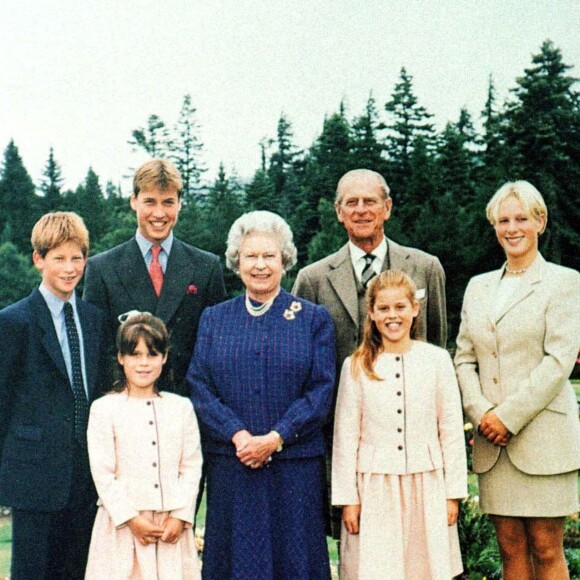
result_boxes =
[478,410,511,446]
[232,429,280,469]
[128,515,185,546]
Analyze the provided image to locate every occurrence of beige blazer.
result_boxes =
[455,254,580,475]
[332,341,467,506]
[88,392,202,527]
[293,239,447,397]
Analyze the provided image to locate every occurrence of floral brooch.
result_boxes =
[283,301,302,320]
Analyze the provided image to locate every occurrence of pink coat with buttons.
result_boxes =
[87,391,202,527]
[332,341,467,506]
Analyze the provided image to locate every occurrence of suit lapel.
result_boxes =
[328,244,359,326]
[31,289,69,381]
[494,255,544,323]
[156,239,191,322]
[388,239,417,278]
[76,298,98,398]
[116,239,158,313]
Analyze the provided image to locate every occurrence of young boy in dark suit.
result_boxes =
[0,212,106,579]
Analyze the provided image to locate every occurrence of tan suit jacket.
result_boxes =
[293,239,447,388]
[455,254,580,475]
[332,342,467,505]
[88,392,202,527]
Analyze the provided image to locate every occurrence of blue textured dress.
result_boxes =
[187,289,335,579]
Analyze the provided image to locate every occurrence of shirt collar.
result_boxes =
[39,282,78,316]
[135,230,174,258]
[348,237,388,265]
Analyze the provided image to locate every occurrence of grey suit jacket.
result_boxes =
[455,254,580,475]
[83,237,226,394]
[293,239,447,389]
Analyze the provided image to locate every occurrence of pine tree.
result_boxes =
[40,147,64,211]
[384,67,435,198]
[0,140,40,252]
[171,94,206,202]
[0,242,39,307]
[69,168,107,247]
[350,93,387,173]
[128,114,172,157]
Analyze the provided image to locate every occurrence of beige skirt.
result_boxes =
[479,449,579,517]
[85,508,201,580]
[339,470,463,580]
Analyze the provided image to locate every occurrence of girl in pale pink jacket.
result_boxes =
[86,312,202,580]
[332,271,467,580]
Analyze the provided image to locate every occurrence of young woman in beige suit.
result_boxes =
[455,181,580,579]
[86,313,202,579]
[333,271,467,580]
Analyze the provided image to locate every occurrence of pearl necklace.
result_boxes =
[245,290,279,317]
[505,265,528,275]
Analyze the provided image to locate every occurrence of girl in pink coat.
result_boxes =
[332,271,467,580]
[85,312,202,579]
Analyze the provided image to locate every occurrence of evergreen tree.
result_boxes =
[350,93,387,173]
[0,140,39,252]
[384,67,435,198]
[0,242,39,307]
[501,40,580,268]
[40,147,64,211]
[69,168,107,247]
[171,94,207,202]
[128,114,172,157]
[297,106,353,262]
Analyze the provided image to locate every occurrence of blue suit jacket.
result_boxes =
[0,288,106,511]
[187,289,335,459]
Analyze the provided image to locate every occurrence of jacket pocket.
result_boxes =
[427,442,443,470]
[545,387,571,415]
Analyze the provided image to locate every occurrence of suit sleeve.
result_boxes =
[454,279,495,426]
[436,351,468,499]
[292,269,317,303]
[493,270,580,435]
[426,256,447,348]
[169,400,203,525]
[331,358,361,506]
[271,305,335,443]
[187,309,247,443]
[87,399,139,527]
[0,311,22,464]
[206,256,227,306]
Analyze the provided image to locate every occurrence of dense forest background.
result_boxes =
[1,41,578,340]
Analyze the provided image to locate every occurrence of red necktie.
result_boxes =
[149,245,164,297]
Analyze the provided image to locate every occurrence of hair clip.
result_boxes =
[118,310,151,324]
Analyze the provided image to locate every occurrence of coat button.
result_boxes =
[152,463,157,467]
[149,421,154,425]
[395,356,400,361]
[147,401,151,406]
[152,441,157,445]
[397,391,402,396]
[397,428,402,433]
[398,445,403,450]
[397,409,402,414]
[154,484,159,488]
[493,377,498,384]
[395,373,401,378]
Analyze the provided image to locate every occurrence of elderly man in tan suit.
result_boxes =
[292,168,447,538]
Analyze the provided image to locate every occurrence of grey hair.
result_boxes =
[225,211,298,273]
[335,169,391,205]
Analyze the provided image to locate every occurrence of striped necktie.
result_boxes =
[63,302,89,445]
[361,254,377,288]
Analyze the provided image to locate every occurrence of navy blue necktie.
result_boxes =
[63,302,89,445]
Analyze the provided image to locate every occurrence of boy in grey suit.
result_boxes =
[293,168,447,538]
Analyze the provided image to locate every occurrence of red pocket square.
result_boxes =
[186,284,198,295]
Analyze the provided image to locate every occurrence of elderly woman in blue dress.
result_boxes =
[187,211,335,579]
[455,181,580,580]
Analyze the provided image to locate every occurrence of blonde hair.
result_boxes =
[351,270,419,381]
[486,180,548,233]
[31,212,89,257]
[133,159,183,197]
